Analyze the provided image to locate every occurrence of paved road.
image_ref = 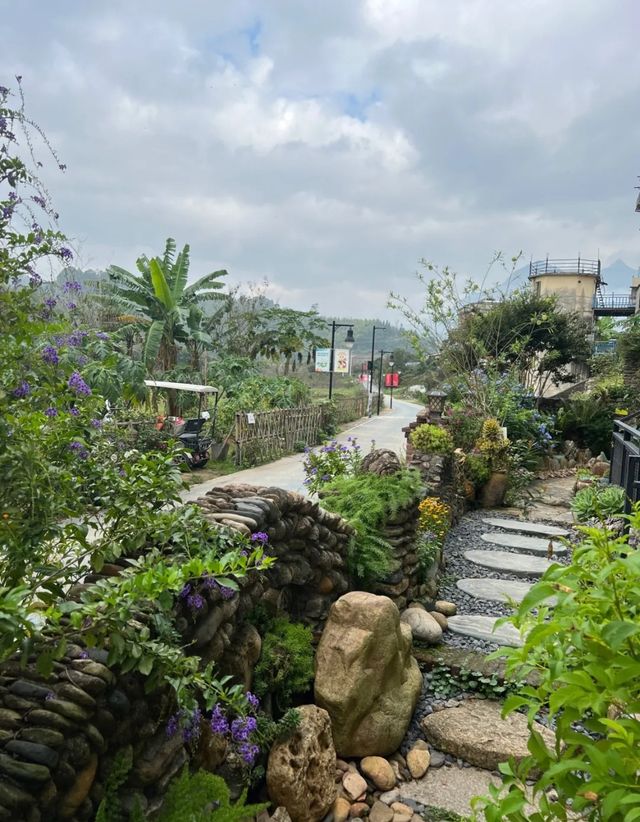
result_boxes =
[182,398,421,501]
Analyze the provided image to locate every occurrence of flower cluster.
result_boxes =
[12,381,30,398]
[166,707,203,745]
[41,345,59,365]
[67,371,91,396]
[209,693,261,766]
[303,436,363,494]
[417,496,451,543]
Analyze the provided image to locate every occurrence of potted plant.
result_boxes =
[475,418,510,507]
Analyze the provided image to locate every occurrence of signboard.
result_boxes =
[334,349,350,374]
[315,348,331,372]
[384,373,400,388]
[247,413,256,424]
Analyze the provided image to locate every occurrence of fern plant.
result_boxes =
[253,617,314,712]
[320,469,423,585]
[158,768,267,822]
[95,747,133,822]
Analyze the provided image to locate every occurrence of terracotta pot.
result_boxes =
[480,471,508,508]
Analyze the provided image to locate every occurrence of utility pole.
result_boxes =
[368,326,386,416]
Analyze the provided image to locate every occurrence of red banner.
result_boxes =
[384,373,399,387]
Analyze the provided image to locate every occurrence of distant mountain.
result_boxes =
[327,316,412,358]
[600,259,638,291]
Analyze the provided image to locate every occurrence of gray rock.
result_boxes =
[480,533,567,555]
[5,740,59,768]
[456,578,535,604]
[400,609,443,644]
[447,615,523,647]
[464,550,552,578]
[482,518,569,537]
[0,753,51,783]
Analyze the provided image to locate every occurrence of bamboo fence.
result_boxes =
[234,394,367,466]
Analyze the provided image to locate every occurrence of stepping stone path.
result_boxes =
[449,517,572,648]
[456,577,533,604]
[447,615,523,647]
[480,532,567,555]
[464,549,552,578]
[482,517,569,537]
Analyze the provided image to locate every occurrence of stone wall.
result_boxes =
[0,480,424,821]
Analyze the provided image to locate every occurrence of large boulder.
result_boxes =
[266,705,336,822]
[314,592,422,757]
[421,699,556,771]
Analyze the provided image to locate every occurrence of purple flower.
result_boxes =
[183,707,202,743]
[45,691,55,701]
[203,576,217,590]
[29,272,43,288]
[41,345,59,365]
[76,355,88,366]
[44,407,57,418]
[95,331,108,340]
[250,531,269,544]
[209,704,229,735]
[59,246,73,261]
[13,381,31,398]
[90,419,102,429]
[219,585,235,600]
[187,593,205,611]
[44,297,57,310]
[69,441,89,460]
[246,692,260,711]
[69,407,80,417]
[166,712,180,737]
[63,280,82,293]
[231,716,256,743]
[31,195,46,209]
[79,650,90,659]
[237,741,260,765]
[66,302,77,311]
[68,330,88,347]
[179,583,192,599]
[68,371,91,396]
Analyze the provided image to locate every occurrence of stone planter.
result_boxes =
[480,471,508,508]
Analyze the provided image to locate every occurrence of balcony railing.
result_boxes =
[593,293,635,310]
[529,258,601,278]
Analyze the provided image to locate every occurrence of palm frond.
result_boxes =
[183,269,228,300]
[171,244,191,299]
[149,258,176,310]
[143,319,166,368]
[162,237,177,271]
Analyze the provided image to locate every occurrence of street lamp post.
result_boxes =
[368,325,386,415]
[328,322,355,400]
[376,350,393,415]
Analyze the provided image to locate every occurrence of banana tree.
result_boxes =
[107,238,227,373]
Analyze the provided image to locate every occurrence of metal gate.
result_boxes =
[610,412,640,522]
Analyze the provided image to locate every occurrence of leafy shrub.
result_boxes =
[571,484,626,522]
[320,469,424,585]
[464,454,491,488]
[418,496,451,541]
[158,768,267,821]
[475,418,510,470]
[410,423,454,455]
[557,394,616,457]
[474,508,640,821]
[215,375,312,437]
[303,436,363,494]
[442,405,484,451]
[253,617,315,712]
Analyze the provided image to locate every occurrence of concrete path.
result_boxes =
[182,398,421,502]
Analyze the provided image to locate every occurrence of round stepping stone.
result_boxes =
[457,578,534,604]
[447,615,523,647]
[480,533,567,555]
[482,518,569,538]
[464,550,552,577]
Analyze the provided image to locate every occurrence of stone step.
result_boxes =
[480,532,567,555]
[447,615,523,647]
[464,550,552,577]
[482,517,569,538]
[456,577,534,604]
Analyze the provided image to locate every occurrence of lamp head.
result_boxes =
[344,327,355,349]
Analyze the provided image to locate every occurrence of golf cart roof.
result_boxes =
[144,380,218,395]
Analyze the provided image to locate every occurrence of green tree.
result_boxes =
[107,238,227,372]
[254,306,329,374]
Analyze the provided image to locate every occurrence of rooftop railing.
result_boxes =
[529,258,601,278]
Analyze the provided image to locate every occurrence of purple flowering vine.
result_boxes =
[68,371,91,396]
[41,345,59,365]
[12,381,30,398]
[69,441,89,460]
[44,407,57,418]
[250,531,269,544]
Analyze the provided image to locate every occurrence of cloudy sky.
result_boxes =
[2,0,639,318]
